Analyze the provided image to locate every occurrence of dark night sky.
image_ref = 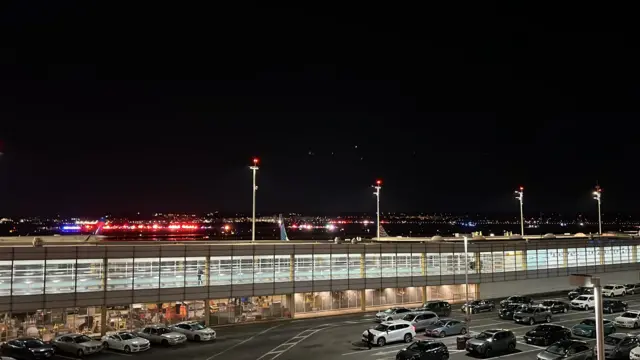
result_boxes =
[0,2,639,216]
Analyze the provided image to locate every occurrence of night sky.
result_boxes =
[1,2,639,216]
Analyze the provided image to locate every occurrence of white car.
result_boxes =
[570,295,595,310]
[630,345,640,360]
[603,284,626,297]
[375,308,413,322]
[170,321,216,341]
[102,331,151,353]
[614,310,640,329]
[361,320,416,347]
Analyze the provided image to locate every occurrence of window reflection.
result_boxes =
[107,259,133,290]
[12,260,45,295]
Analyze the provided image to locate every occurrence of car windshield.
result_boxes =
[580,319,596,326]
[604,286,614,290]
[374,325,388,332]
[402,315,415,321]
[432,321,445,327]
[119,333,136,340]
[546,343,570,355]
[73,335,93,343]
[621,312,637,318]
[191,323,206,330]
[604,336,622,345]
[626,284,635,287]
[407,342,429,351]
[476,332,494,340]
[156,328,171,335]
[24,340,45,348]
[541,301,555,306]
[576,296,590,301]
[469,301,480,305]
[383,309,394,314]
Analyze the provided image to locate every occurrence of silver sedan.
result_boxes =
[424,319,468,338]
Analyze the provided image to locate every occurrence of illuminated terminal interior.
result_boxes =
[0,238,637,341]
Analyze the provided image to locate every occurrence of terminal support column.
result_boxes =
[633,246,638,263]
[360,254,366,311]
[520,250,527,271]
[474,252,481,274]
[289,254,295,281]
[563,248,568,268]
[421,253,427,302]
[599,247,605,265]
[100,257,108,336]
[204,256,211,326]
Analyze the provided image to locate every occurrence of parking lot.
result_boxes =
[5,292,640,360]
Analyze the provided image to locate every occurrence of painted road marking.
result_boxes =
[256,324,337,360]
[205,324,282,360]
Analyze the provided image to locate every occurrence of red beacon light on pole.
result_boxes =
[376,179,382,186]
[253,158,259,165]
[519,186,524,191]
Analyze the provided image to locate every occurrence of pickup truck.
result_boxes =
[513,306,552,325]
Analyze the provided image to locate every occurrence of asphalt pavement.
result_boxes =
[8,292,640,360]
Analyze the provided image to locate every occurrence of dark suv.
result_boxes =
[395,340,449,360]
[420,301,452,317]
[500,295,534,308]
[568,287,593,300]
[466,329,517,357]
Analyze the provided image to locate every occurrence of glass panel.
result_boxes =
[185,256,206,287]
[381,254,397,277]
[365,254,381,278]
[479,252,493,273]
[348,254,362,279]
[45,259,75,294]
[330,254,348,280]
[439,252,454,275]
[160,257,184,289]
[536,250,548,270]
[274,255,291,282]
[619,246,632,264]
[313,254,331,280]
[526,249,538,270]
[232,256,254,284]
[12,260,44,295]
[492,251,504,272]
[411,254,422,276]
[567,248,578,267]
[504,251,516,272]
[514,251,525,271]
[294,255,312,281]
[426,253,439,276]
[0,260,11,296]
[107,258,133,290]
[602,247,613,265]
[210,256,231,285]
[254,255,275,283]
[396,253,412,277]
[586,248,598,266]
[134,258,160,289]
[546,249,560,269]
[76,259,104,292]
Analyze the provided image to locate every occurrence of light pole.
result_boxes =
[571,275,604,360]
[593,185,602,235]
[514,186,524,236]
[464,236,470,323]
[250,158,259,242]
[373,180,382,240]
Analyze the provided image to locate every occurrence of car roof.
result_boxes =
[144,324,168,328]
[177,321,200,325]
[15,337,41,341]
[381,320,412,325]
[609,333,635,339]
[407,311,437,315]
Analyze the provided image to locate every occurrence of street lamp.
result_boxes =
[373,180,382,240]
[571,275,604,360]
[514,186,524,236]
[250,158,259,242]
[593,185,602,235]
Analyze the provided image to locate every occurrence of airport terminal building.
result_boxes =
[1,235,639,340]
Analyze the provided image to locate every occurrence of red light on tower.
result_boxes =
[376,179,382,186]
[519,186,524,191]
[253,158,259,165]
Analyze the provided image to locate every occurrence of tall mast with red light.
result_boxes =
[593,185,602,234]
[250,158,260,242]
[514,186,524,236]
[373,180,382,239]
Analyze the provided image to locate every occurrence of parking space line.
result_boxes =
[257,324,335,360]
[205,324,282,360]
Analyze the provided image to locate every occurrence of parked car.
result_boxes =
[401,312,439,331]
[603,284,627,297]
[499,304,525,320]
[568,287,593,300]
[466,329,516,358]
[0,338,55,360]
[136,325,187,346]
[52,334,103,357]
[523,324,571,346]
[395,340,449,360]
[423,319,467,338]
[571,319,616,338]
[420,301,452,317]
[375,307,413,322]
[630,344,640,360]
[461,300,495,314]
[536,339,593,360]
[500,295,534,308]
[539,300,570,314]
[602,299,627,314]
[603,333,639,359]
[570,295,595,310]
[513,306,552,325]
[170,321,216,341]
[361,320,416,347]
[625,283,640,295]
[614,310,640,329]
[101,331,151,353]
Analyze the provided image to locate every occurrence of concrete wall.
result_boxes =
[479,270,640,299]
